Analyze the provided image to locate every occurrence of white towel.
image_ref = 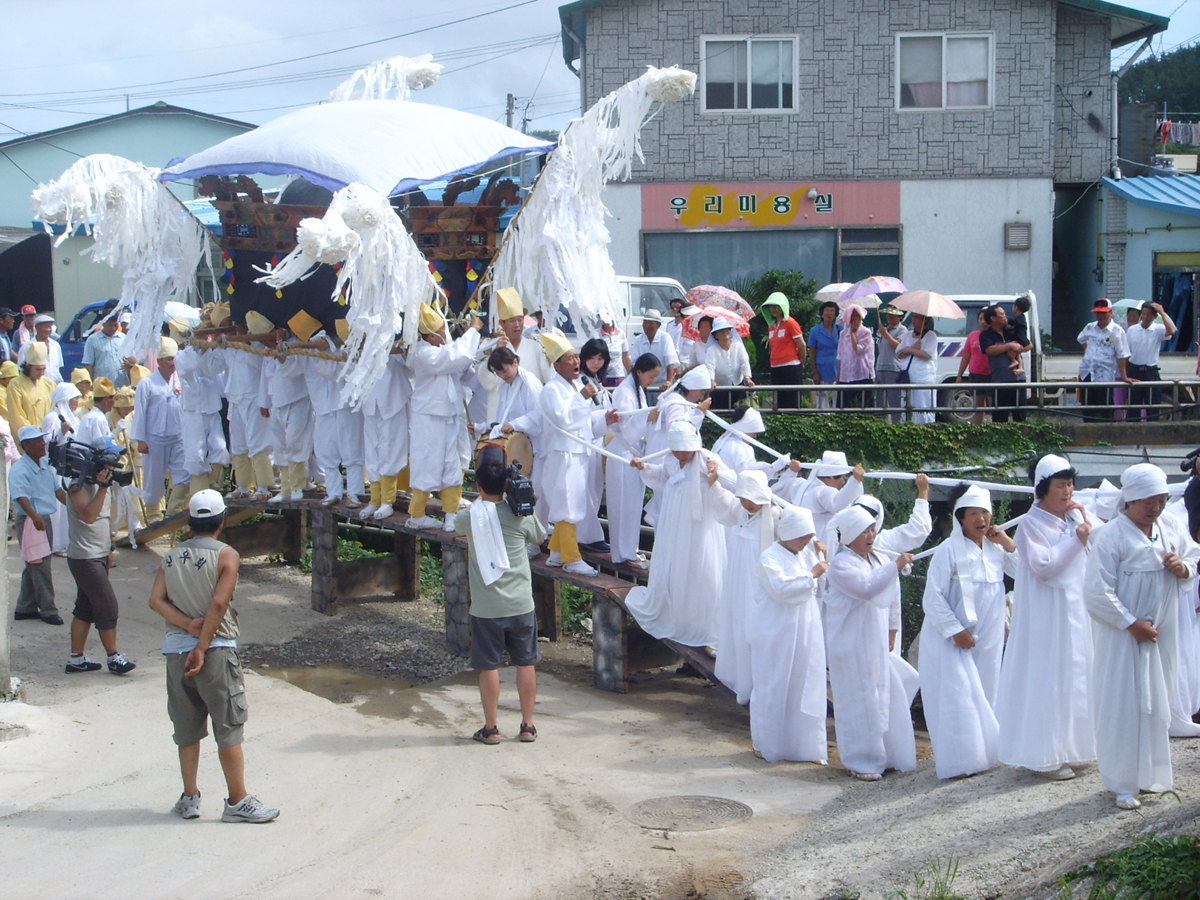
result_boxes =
[469,500,511,586]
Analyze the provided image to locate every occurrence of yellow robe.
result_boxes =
[8,374,55,436]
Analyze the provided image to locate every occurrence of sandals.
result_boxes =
[852,771,882,782]
[519,723,537,743]
[472,725,500,745]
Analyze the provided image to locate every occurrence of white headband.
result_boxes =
[778,507,816,541]
[954,484,992,514]
[835,506,877,547]
[1034,454,1072,486]
[1121,463,1169,503]
[667,421,702,452]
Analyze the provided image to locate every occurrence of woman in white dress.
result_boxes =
[712,407,790,478]
[823,505,917,779]
[642,367,712,526]
[606,354,661,568]
[577,339,615,550]
[919,484,1018,779]
[42,382,81,555]
[995,454,1096,780]
[714,471,781,704]
[705,318,752,411]
[749,506,830,763]
[895,313,938,424]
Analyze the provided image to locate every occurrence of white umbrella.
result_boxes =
[159,100,556,197]
[815,282,852,304]
[1113,297,1160,321]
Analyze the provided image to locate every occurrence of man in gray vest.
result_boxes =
[148,489,279,823]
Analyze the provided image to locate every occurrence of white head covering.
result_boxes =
[735,470,776,550]
[680,367,711,391]
[667,421,702,452]
[812,450,853,477]
[954,484,993,514]
[856,494,885,530]
[1095,477,1121,521]
[1121,463,1169,503]
[733,408,765,434]
[1034,454,1072,487]
[778,506,816,542]
[950,484,1001,628]
[835,505,876,547]
[50,381,81,430]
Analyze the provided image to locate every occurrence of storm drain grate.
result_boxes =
[625,795,753,832]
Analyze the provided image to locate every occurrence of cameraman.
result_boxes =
[64,432,135,675]
[455,446,546,744]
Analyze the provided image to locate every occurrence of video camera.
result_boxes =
[1182,447,1200,474]
[504,460,536,517]
[49,438,133,487]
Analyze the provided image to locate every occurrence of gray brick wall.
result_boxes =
[580,0,1112,184]
[1053,6,1113,183]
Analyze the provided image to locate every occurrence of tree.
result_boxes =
[1120,44,1200,115]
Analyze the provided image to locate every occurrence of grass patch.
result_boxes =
[561,584,592,635]
[270,537,387,575]
[1060,834,1200,900]
[420,543,444,601]
[895,859,968,900]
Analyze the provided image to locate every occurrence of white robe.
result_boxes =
[1085,513,1200,796]
[1163,500,1200,736]
[712,432,777,477]
[776,470,864,552]
[361,355,411,479]
[824,547,917,775]
[175,346,229,477]
[501,369,547,526]
[536,373,608,526]
[715,504,780,704]
[130,371,187,504]
[919,532,1018,779]
[995,504,1096,771]
[220,344,272,458]
[408,330,479,493]
[606,376,650,563]
[871,498,934,654]
[643,391,702,526]
[749,541,828,763]
[624,455,738,647]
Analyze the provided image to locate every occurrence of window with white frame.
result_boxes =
[702,36,796,111]
[897,33,992,109]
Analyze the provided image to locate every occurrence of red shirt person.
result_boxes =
[762,292,806,409]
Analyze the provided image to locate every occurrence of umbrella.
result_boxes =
[682,306,751,341]
[838,292,880,310]
[684,285,755,321]
[891,290,965,319]
[837,276,907,306]
[815,282,852,304]
[159,100,556,197]
[1113,297,1158,320]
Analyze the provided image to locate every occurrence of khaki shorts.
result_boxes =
[165,647,248,748]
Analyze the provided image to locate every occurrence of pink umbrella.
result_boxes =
[681,306,752,341]
[837,276,907,306]
[684,285,755,321]
[891,290,965,319]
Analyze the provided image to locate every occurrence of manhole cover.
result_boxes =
[625,795,753,832]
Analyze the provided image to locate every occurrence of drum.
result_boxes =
[474,430,535,478]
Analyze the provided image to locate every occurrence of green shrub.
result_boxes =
[420,543,444,602]
[561,584,593,635]
[1062,834,1200,900]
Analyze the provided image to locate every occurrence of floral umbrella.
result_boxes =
[815,282,853,304]
[681,306,752,341]
[837,276,907,307]
[684,284,755,320]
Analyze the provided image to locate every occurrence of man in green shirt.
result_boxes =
[456,446,546,744]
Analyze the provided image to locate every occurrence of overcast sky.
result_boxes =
[0,0,1195,141]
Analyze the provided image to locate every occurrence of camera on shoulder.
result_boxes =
[476,443,537,516]
[504,461,536,517]
[49,438,134,487]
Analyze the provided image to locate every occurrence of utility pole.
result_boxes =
[505,93,515,130]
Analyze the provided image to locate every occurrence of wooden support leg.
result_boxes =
[394,531,421,602]
[442,545,471,656]
[533,573,561,642]
[282,509,307,564]
[310,510,337,615]
[592,590,628,693]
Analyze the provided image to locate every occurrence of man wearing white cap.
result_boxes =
[17,314,63,377]
[631,310,678,402]
[776,450,866,551]
[10,425,67,625]
[1085,463,1200,809]
[996,453,1096,780]
[131,336,189,520]
[748,505,830,764]
[174,337,229,499]
[535,332,619,576]
[823,505,917,779]
[148,489,279,824]
[919,484,1017,779]
[625,421,736,646]
[406,303,482,532]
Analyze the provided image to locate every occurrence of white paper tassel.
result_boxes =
[490,65,695,332]
[256,182,438,407]
[328,54,443,102]
[30,153,207,362]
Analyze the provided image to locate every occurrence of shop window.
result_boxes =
[702,37,796,112]
[898,33,992,110]
[1153,251,1200,353]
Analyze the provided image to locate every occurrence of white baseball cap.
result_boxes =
[188,489,226,517]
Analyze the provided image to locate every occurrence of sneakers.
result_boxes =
[564,560,598,576]
[406,515,441,531]
[373,503,395,520]
[221,794,280,823]
[107,653,136,675]
[65,656,102,673]
[173,792,201,819]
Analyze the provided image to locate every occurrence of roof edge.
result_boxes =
[0,102,256,151]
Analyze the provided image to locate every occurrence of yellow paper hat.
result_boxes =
[245,310,274,334]
[92,377,115,399]
[539,332,573,364]
[211,302,231,327]
[0,360,17,379]
[167,315,193,340]
[114,385,136,406]
[334,319,351,341]
[418,302,445,335]
[24,342,48,366]
[158,336,179,359]
[496,287,523,321]
[129,365,149,386]
[71,367,91,385]
[287,309,322,342]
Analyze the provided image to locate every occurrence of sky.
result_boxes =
[0,0,1195,142]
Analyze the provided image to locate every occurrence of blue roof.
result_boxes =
[1103,175,1200,218]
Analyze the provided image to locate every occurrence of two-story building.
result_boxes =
[559,0,1168,341]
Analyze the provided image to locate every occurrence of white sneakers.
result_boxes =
[526,542,541,559]
[373,504,394,520]
[220,794,279,824]
[564,560,597,576]
[173,792,201,819]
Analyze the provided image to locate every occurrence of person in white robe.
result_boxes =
[258,332,314,504]
[220,319,274,501]
[712,407,790,478]
[492,344,545,556]
[605,353,661,568]
[302,329,368,510]
[74,378,115,450]
[1164,492,1200,737]
[919,485,1019,779]
[714,471,781,704]
[1085,463,1200,809]
[749,506,830,763]
[705,318,752,410]
[173,341,230,497]
[995,453,1096,779]
[130,337,189,520]
[406,304,481,532]
[358,348,410,519]
[823,505,917,779]
[472,288,552,428]
[535,333,619,577]
[625,421,739,647]
[643,367,711,526]
[42,381,80,553]
[577,338,616,550]
[776,450,866,551]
